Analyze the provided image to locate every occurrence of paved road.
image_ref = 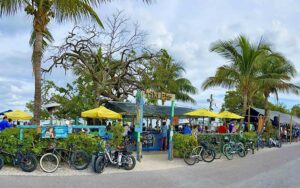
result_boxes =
[1,143,300,188]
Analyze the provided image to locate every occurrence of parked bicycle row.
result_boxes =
[183,134,282,165]
[0,139,136,174]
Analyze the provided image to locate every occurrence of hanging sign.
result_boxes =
[144,90,175,101]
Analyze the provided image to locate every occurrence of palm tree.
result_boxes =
[202,35,271,122]
[257,52,299,126]
[0,0,104,125]
[0,0,151,125]
[146,49,197,105]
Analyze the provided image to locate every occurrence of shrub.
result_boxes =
[108,124,124,148]
[0,128,101,160]
[173,133,198,158]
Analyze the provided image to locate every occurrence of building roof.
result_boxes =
[105,101,193,118]
[252,107,300,125]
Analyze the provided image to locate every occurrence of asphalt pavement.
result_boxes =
[1,143,300,188]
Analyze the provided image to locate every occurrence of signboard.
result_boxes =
[144,90,175,101]
[42,126,68,138]
[135,90,144,133]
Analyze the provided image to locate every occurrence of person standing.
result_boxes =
[0,116,13,131]
[161,121,167,151]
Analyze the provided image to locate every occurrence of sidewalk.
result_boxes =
[0,142,299,176]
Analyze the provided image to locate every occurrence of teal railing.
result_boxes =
[16,125,107,140]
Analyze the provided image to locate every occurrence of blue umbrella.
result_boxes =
[0,110,12,115]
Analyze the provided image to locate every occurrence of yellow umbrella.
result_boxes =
[185,109,219,117]
[218,111,244,119]
[81,106,122,119]
[5,110,33,120]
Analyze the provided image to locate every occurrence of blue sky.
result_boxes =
[0,0,300,112]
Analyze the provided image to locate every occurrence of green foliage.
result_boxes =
[62,133,101,155]
[144,49,197,105]
[108,124,124,148]
[0,128,101,163]
[291,104,300,117]
[221,91,243,114]
[221,90,265,113]
[173,133,198,158]
[26,101,50,120]
[269,102,290,114]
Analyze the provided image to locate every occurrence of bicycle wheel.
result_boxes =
[223,145,233,160]
[201,148,215,163]
[20,153,37,172]
[71,150,90,170]
[237,145,246,158]
[0,156,4,170]
[94,155,105,173]
[123,155,136,170]
[40,153,59,173]
[214,146,222,159]
[183,147,200,165]
[222,144,229,155]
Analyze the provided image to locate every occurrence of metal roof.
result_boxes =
[105,101,193,118]
[252,107,300,125]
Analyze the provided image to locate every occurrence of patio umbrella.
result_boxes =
[0,110,12,115]
[184,109,219,117]
[218,111,244,119]
[185,109,219,127]
[81,106,122,120]
[5,110,33,120]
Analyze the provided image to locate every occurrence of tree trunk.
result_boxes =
[242,92,248,124]
[32,31,43,125]
[263,93,270,129]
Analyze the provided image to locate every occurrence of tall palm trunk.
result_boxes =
[242,92,248,124]
[263,93,270,129]
[32,31,43,125]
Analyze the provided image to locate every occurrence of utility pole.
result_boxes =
[207,94,214,111]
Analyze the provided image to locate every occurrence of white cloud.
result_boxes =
[0,0,300,111]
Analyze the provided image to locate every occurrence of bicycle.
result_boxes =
[256,135,266,150]
[222,136,245,160]
[93,140,136,173]
[210,137,222,159]
[39,143,90,173]
[184,142,216,165]
[0,143,37,172]
[244,138,255,155]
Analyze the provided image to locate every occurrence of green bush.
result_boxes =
[0,128,101,161]
[108,124,124,148]
[173,133,198,158]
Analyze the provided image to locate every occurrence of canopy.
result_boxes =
[5,110,33,120]
[81,106,122,119]
[185,109,219,117]
[218,111,244,119]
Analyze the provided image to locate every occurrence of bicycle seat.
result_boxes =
[67,143,74,148]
